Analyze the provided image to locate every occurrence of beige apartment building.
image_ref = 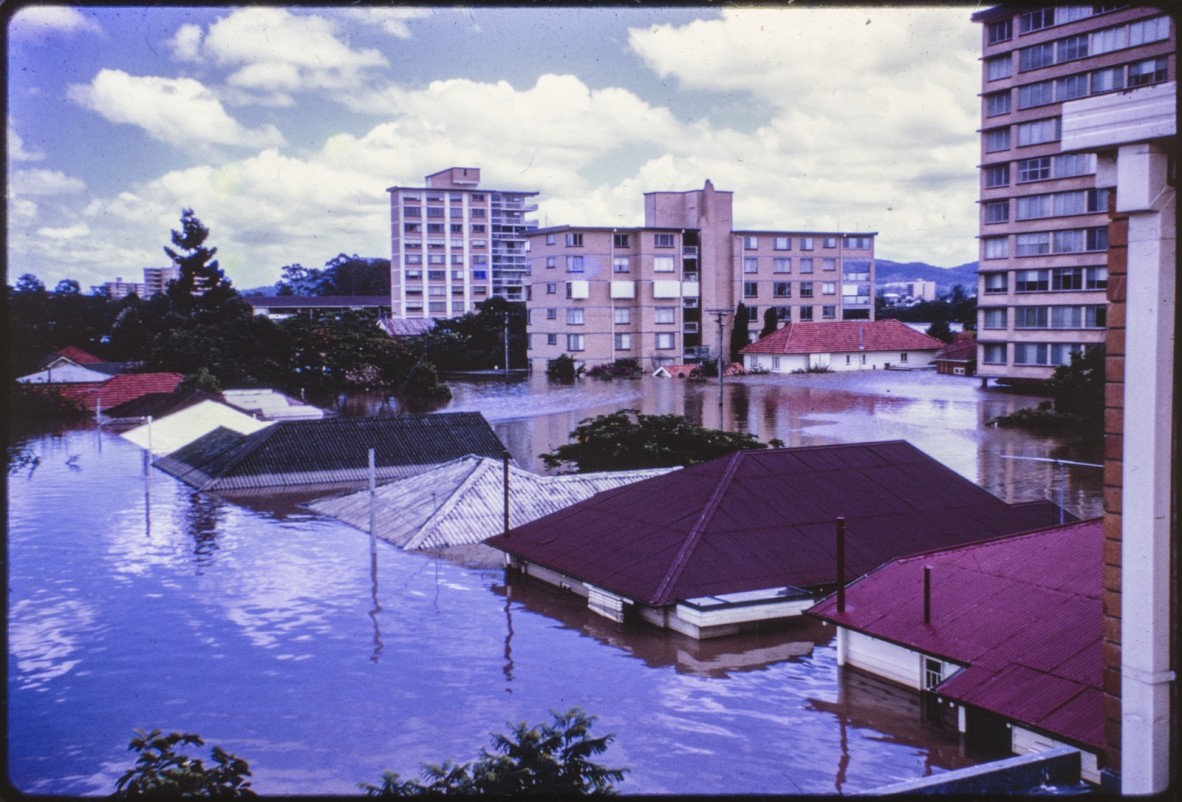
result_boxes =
[387,167,538,318]
[972,5,1174,384]
[525,180,876,371]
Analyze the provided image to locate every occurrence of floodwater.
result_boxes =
[6,371,1100,796]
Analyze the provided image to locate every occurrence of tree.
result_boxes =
[729,303,750,363]
[14,273,46,294]
[541,409,779,473]
[112,729,255,798]
[925,319,954,344]
[177,367,223,395]
[546,353,582,383]
[361,708,627,797]
[430,297,527,371]
[165,209,230,308]
[759,307,778,340]
[1049,344,1104,423]
[54,278,81,296]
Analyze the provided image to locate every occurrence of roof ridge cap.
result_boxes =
[651,450,747,606]
[404,459,487,549]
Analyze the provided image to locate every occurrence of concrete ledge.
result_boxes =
[867,747,1083,795]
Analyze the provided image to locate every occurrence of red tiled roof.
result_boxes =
[58,372,184,411]
[740,319,945,356]
[487,441,1070,608]
[809,519,1103,751]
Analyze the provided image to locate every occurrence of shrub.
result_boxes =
[112,729,255,798]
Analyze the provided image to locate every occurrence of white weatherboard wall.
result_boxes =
[1012,725,1100,784]
[744,350,937,374]
[841,630,925,689]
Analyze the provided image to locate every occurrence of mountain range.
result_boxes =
[875,259,978,296]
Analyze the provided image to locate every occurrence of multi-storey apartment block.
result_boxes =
[525,180,876,371]
[387,167,538,318]
[972,5,1174,384]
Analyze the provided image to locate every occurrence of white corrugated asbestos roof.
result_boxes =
[121,400,273,455]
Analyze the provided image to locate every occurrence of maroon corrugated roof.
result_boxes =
[936,333,977,362]
[740,319,944,356]
[487,441,1070,608]
[809,519,1102,751]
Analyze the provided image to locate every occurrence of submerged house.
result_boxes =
[486,441,1069,639]
[808,519,1104,783]
[740,319,944,373]
[121,399,274,455]
[153,412,505,495]
[307,455,673,550]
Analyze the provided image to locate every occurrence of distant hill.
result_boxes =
[876,259,978,296]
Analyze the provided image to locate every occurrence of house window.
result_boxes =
[613,233,631,248]
[1129,15,1170,46]
[1017,118,1060,147]
[984,201,1009,223]
[773,258,791,274]
[800,258,814,274]
[842,236,872,249]
[1015,232,1050,256]
[1019,8,1054,34]
[982,308,1007,329]
[1015,195,1051,220]
[613,257,630,273]
[983,237,1009,259]
[614,333,631,350]
[923,658,944,691]
[822,305,836,320]
[614,307,631,325]
[1017,81,1054,110]
[1015,342,1050,365]
[653,256,675,273]
[1053,229,1084,253]
[986,55,1012,81]
[774,236,792,250]
[566,334,585,352]
[546,333,558,346]
[1090,25,1127,55]
[984,128,1011,153]
[774,282,792,298]
[546,282,557,295]
[545,234,556,245]
[1018,42,1055,72]
[744,257,759,274]
[799,306,814,321]
[546,308,557,320]
[988,18,1012,43]
[1128,57,1169,87]
[822,258,837,272]
[1085,266,1108,290]
[566,308,584,325]
[1057,34,1088,62]
[1056,73,1089,101]
[654,307,676,324]
[1017,156,1052,183]
[800,282,814,299]
[1090,66,1124,94]
[985,91,1012,116]
[743,282,759,298]
[983,343,1007,364]
[1015,269,1050,292]
[983,272,1008,294]
[654,233,675,248]
[566,255,585,273]
[900,353,909,363]
[565,232,583,247]
[1015,306,1050,328]
[800,237,814,251]
[545,257,557,270]
[984,164,1010,188]
[823,238,837,248]
[821,282,837,295]
[1086,227,1108,251]
[743,236,759,250]
[655,332,675,350]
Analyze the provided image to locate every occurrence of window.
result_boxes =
[546,282,557,295]
[1016,195,1051,220]
[1057,34,1088,62]
[566,255,585,273]
[1019,8,1054,33]
[1129,16,1169,46]
[1016,232,1050,256]
[566,334,585,352]
[1056,73,1089,101]
[983,308,1008,329]
[1128,57,1169,87]
[545,308,558,320]
[1090,25,1127,55]
[1015,306,1050,328]
[654,233,675,248]
[654,307,676,324]
[822,258,837,271]
[800,258,814,273]
[799,306,814,321]
[743,282,759,298]
[655,332,675,350]
[1015,342,1049,365]
[822,305,837,320]
[1017,156,1052,182]
[1015,269,1050,291]
[427,270,446,281]
[1018,81,1054,109]
[566,308,584,325]
[614,307,631,325]
[823,238,837,248]
[1054,153,1094,179]
[545,234,556,245]
[546,333,558,346]
[1090,66,1124,94]
[800,237,814,251]
[843,236,872,249]
[1086,266,1108,290]
[744,257,759,274]
[426,207,444,219]
[1086,226,1108,251]
[983,343,1007,364]
[1053,267,1085,290]
[1017,118,1059,147]
[1051,343,1086,366]
[800,282,814,298]
[1019,43,1055,72]
[613,233,631,248]
[613,257,630,273]
[614,333,631,350]
[1088,188,1113,213]
[773,282,792,298]
[984,200,1009,223]
[545,256,557,270]
[985,128,1011,153]
[743,235,759,249]
[565,233,583,247]
[983,237,1010,259]
[985,91,1012,116]
[653,256,675,273]
[821,282,837,295]
[773,258,791,274]
[774,236,792,250]
[987,55,1012,81]
[1050,306,1084,328]
[988,18,1013,43]
[1085,306,1107,328]
[985,164,1010,188]
[1054,191,1088,216]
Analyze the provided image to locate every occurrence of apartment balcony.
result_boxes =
[683,246,699,259]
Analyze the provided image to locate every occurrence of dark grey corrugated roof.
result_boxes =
[154,413,506,491]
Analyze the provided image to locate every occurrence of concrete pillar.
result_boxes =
[1116,142,1175,795]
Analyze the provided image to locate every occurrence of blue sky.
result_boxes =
[6,5,982,292]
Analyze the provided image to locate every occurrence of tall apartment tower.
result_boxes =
[525,180,875,371]
[972,5,1174,384]
[387,167,538,318]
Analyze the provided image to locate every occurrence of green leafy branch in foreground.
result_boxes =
[111,729,255,798]
[360,708,627,796]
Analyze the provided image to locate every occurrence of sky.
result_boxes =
[6,4,983,293]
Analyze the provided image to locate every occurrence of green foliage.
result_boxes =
[7,383,89,426]
[360,708,626,797]
[541,408,772,472]
[14,273,46,294]
[430,298,527,371]
[729,303,750,363]
[584,359,642,380]
[925,319,954,344]
[546,353,583,383]
[879,284,976,329]
[274,254,390,297]
[990,346,1104,435]
[401,361,452,401]
[165,209,232,311]
[177,367,223,395]
[281,310,418,391]
[112,729,255,799]
[759,307,778,340]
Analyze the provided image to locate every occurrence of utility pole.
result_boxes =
[706,307,729,419]
[503,311,510,377]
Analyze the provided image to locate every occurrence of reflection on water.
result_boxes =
[7,373,1102,795]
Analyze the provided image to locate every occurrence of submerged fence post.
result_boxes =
[368,448,377,536]
[836,516,846,613]
[502,449,511,536]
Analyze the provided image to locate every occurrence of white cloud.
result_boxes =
[169,23,204,62]
[7,125,46,162]
[67,69,286,149]
[8,7,102,40]
[335,8,433,39]
[9,169,87,197]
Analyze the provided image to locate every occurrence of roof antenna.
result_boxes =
[923,565,933,624]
